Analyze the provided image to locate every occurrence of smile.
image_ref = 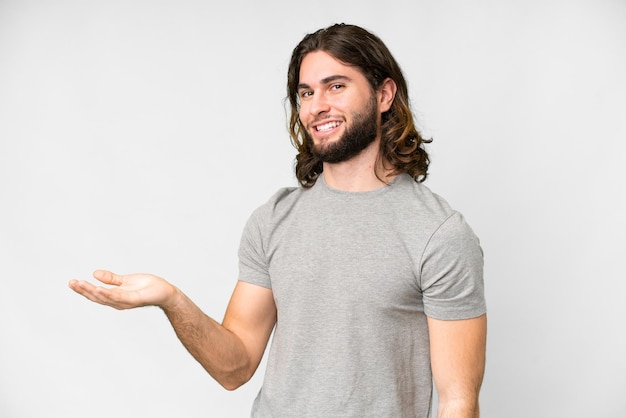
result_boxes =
[315,121,342,132]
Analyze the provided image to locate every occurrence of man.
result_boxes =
[69,23,487,417]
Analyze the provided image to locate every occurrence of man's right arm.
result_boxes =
[69,270,276,390]
[163,280,276,390]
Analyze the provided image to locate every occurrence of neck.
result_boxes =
[321,139,395,192]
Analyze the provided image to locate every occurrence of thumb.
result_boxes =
[93,269,123,286]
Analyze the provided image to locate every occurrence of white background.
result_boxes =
[1,0,625,417]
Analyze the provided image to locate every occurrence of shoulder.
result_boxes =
[244,185,308,233]
[392,174,457,227]
[238,185,302,262]
[391,175,482,262]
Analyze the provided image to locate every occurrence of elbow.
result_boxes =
[221,382,242,391]
[214,367,254,391]
[220,377,248,391]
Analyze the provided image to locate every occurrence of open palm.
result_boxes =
[68,270,177,310]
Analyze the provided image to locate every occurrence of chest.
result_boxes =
[265,198,428,318]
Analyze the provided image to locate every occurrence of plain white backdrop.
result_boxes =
[1,0,625,416]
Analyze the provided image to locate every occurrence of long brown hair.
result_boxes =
[287,23,432,188]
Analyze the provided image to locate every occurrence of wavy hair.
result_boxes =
[287,23,432,188]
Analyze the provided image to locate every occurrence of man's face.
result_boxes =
[297,51,380,163]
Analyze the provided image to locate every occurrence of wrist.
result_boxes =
[159,283,185,313]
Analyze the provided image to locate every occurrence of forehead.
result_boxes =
[298,50,367,86]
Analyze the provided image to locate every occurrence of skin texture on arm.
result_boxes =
[68,270,276,390]
[428,314,487,418]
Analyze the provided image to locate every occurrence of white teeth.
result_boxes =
[316,121,341,132]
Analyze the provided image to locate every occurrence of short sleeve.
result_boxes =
[419,212,486,320]
[238,207,272,289]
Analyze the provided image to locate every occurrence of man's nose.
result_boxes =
[309,93,330,116]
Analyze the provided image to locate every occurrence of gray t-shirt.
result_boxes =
[238,173,486,417]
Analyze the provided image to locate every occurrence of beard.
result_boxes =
[307,95,379,164]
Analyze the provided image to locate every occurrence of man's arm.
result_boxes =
[68,270,276,390]
[428,314,487,418]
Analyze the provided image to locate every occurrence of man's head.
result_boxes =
[287,23,431,188]
[296,50,391,165]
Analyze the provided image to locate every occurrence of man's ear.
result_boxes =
[378,78,397,113]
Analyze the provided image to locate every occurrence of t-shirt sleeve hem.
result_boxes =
[424,305,487,321]
[237,275,272,289]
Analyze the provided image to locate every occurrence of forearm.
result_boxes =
[69,271,271,390]
[161,288,252,390]
[429,314,486,418]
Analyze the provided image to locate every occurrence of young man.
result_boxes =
[69,24,487,417]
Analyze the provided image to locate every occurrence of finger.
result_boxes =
[69,279,130,310]
[93,269,124,286]
[68,280,109,304]
[68,279,96,294]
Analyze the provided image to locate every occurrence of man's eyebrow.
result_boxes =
[321,74,351,84]
[297,75,352,90]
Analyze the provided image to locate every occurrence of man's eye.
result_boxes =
[299,91,312,99]
[331,84,344,91]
